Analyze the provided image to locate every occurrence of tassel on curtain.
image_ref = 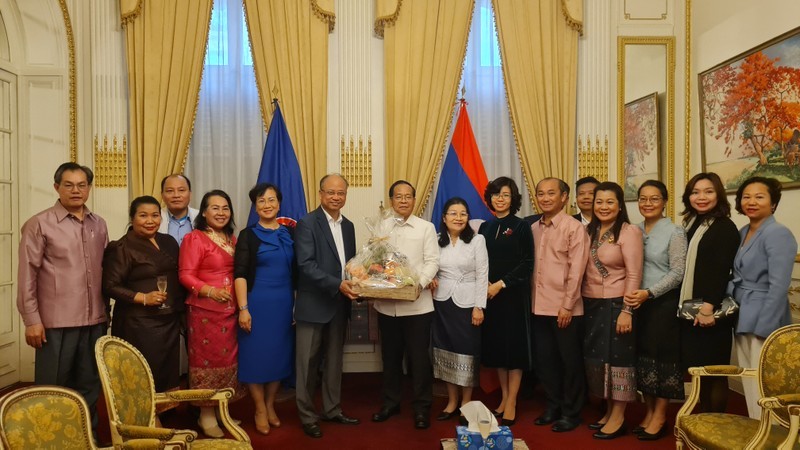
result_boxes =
[120,0,213,197]
[243,0,335,210]
[492,0,582,199]
[377,0,475,214]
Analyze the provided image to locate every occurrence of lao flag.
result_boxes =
[431,100,494,230]
[248,100,307,227]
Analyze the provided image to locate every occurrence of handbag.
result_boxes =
[679,296,739,321]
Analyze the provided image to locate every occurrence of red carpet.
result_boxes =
[3,373,747,449]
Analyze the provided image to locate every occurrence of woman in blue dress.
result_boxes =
[234,182,295,436]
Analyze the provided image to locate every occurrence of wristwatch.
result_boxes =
[646,289,655,300]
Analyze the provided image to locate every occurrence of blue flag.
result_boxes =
[248,101,307,227]
[431,101,494,231]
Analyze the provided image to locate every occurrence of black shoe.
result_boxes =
[587,421,606,430]
[551,417,581,432]
[436,410,458,421]
[458,415,468,426]
[414,413,430,429]
[323,413,360,425]
[638,425,667,441]
[593,425,627,440]
[632,425,645,435]
[501,417,516,426]
[302,422,323,438]
[372,405,400,422]
[534,410,560,426]
[491,409,503,417]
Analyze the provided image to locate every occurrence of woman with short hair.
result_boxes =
[234,183,295,435]
[730,176,797,418]
[478,177,534,426]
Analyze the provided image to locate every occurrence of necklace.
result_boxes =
[205,230,234,256]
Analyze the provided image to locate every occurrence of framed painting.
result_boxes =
[623,92,660,200]
[699,26,800,192]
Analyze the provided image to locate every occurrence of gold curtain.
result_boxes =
[377,0,474,214]
[243,0,335,209]
[120,0,213,197]
[493,0,582,200]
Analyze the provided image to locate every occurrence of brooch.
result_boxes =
[502,228,513,236]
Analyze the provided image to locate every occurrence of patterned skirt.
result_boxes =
[432,298,480,387]
[636,288,684,399]
[187,305,245,406]
[583,297,637,402]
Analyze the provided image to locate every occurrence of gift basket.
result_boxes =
[345,208,421,301]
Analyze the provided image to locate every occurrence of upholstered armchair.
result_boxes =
[95,335,251,449]
[675,323,800,449]
[0,385,166,450]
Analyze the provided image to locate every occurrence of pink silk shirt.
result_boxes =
[17,201,108,328]
[178,230,237,313]
[581,222,643,299]
[531,211,590,316]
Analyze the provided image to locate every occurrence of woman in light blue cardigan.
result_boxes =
[730,176,797,419]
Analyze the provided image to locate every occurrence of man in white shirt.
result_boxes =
[158,174,199,245]
[371,180,439,430]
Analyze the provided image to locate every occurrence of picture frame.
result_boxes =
[623,92,661,201]
[699,26,800,192]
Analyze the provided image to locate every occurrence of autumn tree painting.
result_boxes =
[623,93,660,199]
[700,28,800,190]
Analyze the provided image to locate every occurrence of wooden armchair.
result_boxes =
[0,384,165,450]
[95,335,251,449]
[675,323,800,449]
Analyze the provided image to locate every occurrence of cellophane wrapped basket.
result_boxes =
[345,208,421,301]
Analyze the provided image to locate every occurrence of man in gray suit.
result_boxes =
[294,173,360,439]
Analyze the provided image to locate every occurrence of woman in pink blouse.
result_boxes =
[179,190,245,437]
[581,182,643,440]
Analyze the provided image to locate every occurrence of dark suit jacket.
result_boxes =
[523,214,542,226]
[294,207,357,324]
[572,213,584,222]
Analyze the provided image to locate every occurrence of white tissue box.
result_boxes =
[456,425,513,450]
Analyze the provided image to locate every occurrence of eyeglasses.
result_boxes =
[445,212,468,218]
[637,196,663,204]
[61,183,90,191]
[491,193,512,200]
[322,190,347,197]
[392,195,414,202]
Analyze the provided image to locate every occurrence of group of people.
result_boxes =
[16,161,797,445]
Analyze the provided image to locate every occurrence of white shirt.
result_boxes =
[322,208,346,279]
[433,234,488,309]
[373,214,439,317]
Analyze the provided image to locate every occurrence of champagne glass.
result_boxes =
[156,275,170,309]
[223,276,233,310]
